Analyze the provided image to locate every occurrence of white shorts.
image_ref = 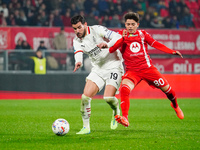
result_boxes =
[86,68,123,92]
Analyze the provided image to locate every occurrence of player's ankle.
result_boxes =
[123,115,128,120]
[172,101,178,108]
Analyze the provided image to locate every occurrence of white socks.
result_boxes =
[81,94,92,130]
[104,97,120,116]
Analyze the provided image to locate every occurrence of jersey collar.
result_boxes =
[79,26,90,41]
[127,30,138,37]
[87,26,90,35]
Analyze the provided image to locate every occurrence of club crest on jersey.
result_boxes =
[129,34,138,37]
[130,42,141,53]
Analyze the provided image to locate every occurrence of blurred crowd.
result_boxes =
[0,0,200,29]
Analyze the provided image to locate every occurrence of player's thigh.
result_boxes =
[105,68,123,91]
[122,70,141,90]
[83,80,99,98]
[122,78,135,90]
[104,85,117,97]
[86,71,105,95]
[144,66,169,88]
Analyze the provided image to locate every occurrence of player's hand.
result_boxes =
[73,62,82,72]
[103,37,110,43]
[173,51,183,58]
[97,42,108,49]
[122,30,127,37]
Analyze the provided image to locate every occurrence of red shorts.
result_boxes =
[122,66,169,88]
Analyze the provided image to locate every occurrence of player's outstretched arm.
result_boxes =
[109,37,124,53]
[172,51,183,58]
[151,41,183,58]
[73,62,82,72]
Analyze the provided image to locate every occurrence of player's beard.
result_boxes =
[77,27,86,38]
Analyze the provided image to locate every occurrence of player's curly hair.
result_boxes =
[70,15,86,25]
[124,12,140,23]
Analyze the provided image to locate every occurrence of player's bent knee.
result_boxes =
[104,96,117,102]
[160,84,170,92]
[104,97,119,115]
[104,96,118,107]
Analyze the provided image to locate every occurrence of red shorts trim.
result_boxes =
[122,66,169,88]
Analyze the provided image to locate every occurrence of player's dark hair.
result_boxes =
[124,12,140,23]
[70,15,86,25]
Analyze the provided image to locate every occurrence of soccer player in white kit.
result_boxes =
[71,15,124,134]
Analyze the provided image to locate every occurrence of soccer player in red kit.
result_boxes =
[108,12,184,127]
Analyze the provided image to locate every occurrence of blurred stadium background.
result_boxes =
[0,0,200,99]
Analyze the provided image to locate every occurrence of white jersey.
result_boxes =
[73,25,123,71]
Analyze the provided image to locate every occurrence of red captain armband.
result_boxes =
[109,37,124,53]
[152,41,175,54]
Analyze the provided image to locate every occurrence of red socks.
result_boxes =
[120,84,131,119]
[164,86,178,108]
[121,84,178,119]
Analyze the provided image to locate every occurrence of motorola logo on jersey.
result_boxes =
[130,42,141,53]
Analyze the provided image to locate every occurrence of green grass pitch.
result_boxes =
[0,98,199,150]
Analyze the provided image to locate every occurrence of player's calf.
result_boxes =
[78,94,91,132]
[104,97,120,130]
[81,94,92,119]
[164,86,178,108]
[120,84,131,119]
[104,97,120,116]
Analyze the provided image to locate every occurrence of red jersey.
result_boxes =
[119,30,154,71]
[114,30,176,71]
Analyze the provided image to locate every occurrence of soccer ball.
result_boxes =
[52,118,70,136]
